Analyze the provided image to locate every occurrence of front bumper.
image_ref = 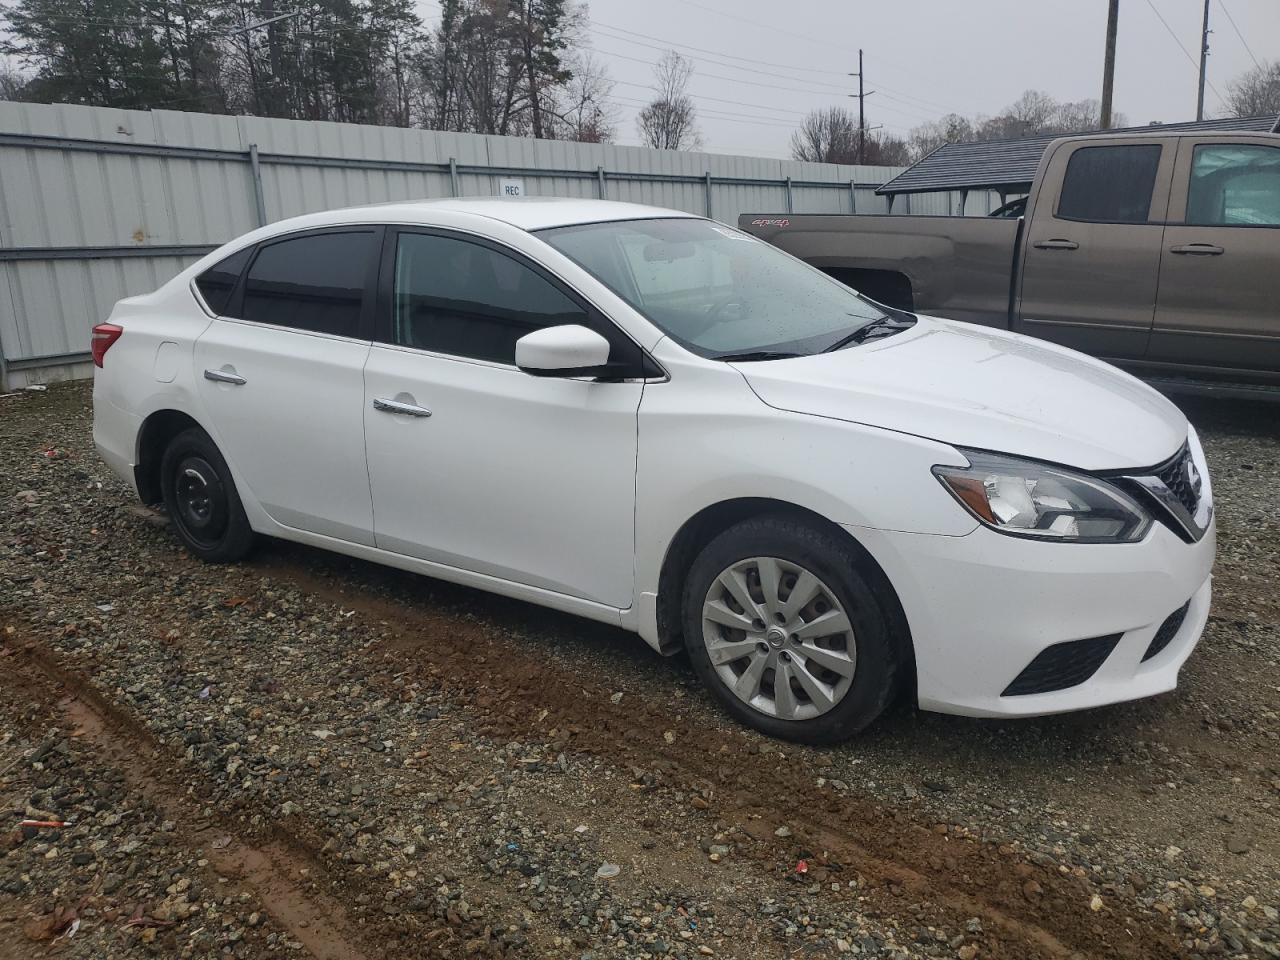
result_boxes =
[847,517,1215,718]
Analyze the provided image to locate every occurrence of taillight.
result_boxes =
[91,323,123,367]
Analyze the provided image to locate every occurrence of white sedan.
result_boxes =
[92,198,1215,742]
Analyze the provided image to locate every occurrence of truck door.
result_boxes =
[1015,138,1176,361]
[1148,136,1280,382]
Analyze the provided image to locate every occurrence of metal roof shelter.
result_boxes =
[877,114,1280,207]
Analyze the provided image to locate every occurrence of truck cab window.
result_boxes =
[1057,144,1162,224]
[1187,144,1280,226]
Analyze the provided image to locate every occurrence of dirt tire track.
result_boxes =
[261,551,1186,960]
[0,631,501,960]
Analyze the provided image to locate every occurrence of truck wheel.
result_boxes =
[160,427,255,563]
[682,515,904,743]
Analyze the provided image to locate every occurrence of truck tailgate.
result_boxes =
[739,214,1021,329]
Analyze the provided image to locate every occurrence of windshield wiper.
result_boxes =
[712,350,804,362]
[821,315,915,353]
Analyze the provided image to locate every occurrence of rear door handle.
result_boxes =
[203,368,246,385]
[1032,239,1079,251]
[1170,243,1224,256]
[372,396,432,418]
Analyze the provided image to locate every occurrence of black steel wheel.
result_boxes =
[160,428,254,562]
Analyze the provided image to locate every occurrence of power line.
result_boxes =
[591,27,847,92]
[591,19,848,78]
[674,0,854,54]
[1140,0,1227,106]
[591,18,973,117]
[591,45,849,99]
[593,46,940,126]
[1217,0,1262,69]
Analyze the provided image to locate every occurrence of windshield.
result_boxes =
[538,218,908,358]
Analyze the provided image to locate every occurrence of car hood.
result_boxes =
[733,315,1187,471]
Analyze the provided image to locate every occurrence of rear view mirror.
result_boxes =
[515,325,612,378]
[643,241,695,263]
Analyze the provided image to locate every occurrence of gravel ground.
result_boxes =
[1,381,1277,960]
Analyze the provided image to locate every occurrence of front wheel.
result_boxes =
[682,516,904,743]
[159,427,255,563]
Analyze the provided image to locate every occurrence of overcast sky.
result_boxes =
[432,0,1280,159]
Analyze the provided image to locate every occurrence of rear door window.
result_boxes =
[195,247,252,316]
[1057,144,1163,223]
[241,231,378,338]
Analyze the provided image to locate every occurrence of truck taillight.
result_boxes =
[91,323,123,367]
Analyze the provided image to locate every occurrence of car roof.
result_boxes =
[273,197,700,234]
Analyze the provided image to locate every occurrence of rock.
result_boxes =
[1021,879,1043,901]
[1226,837,1250,855]
[774,826,792,838]
[1089,895,1103,912]
[958,946,978,960]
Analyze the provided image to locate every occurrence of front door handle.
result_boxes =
[1032,238,1079,251]
[1169,243,1224,256]
[203,368,247,385]
[372,396,432,418]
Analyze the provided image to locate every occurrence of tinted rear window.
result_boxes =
[1057,144,1162,223]
[195,247,251,316]
[241,231,376,337]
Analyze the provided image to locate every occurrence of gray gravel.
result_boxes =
[1,382,1278,960]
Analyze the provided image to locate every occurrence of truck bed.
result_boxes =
[739,214,1022,329]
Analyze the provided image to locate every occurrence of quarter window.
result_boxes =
[1057,144,1162,223]
[195,247,251,316]
[392,233,589,363]
[1187,144,1280,226]
[241,231,376,337]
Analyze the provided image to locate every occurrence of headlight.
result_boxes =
[933,450,1151,543]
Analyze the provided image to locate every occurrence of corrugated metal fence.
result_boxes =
[0,101,963,388]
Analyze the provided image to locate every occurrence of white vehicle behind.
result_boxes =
[93,199,1215,742]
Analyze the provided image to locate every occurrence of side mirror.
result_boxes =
[515,325,613,378]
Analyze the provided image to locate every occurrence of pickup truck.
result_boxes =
[740,129,1280,392]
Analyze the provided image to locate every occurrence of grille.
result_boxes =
[1142,600,1191,662]
[1155,444,1199,516]
[1002,634,1122,697]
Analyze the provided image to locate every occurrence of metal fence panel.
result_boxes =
[0,101,991,388]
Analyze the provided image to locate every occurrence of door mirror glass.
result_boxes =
[515,324,612,377]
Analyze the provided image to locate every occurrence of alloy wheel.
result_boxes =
[701,556,856,721]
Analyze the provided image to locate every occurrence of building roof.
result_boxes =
[876,114,1280,196]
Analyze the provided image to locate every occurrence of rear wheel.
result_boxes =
[160,427,254,562]
[682,516,903,743]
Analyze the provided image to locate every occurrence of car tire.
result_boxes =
[160,427,255,563]
[682,515,904,744]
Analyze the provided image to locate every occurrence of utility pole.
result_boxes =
[1100,0,1119,129]
[226,9,300,117]
[1196,0,1211,121]
[848,50,874,165]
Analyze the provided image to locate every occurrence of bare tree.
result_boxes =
[790,106,859,163]
[864,131,911,166]
[908,113,975,159]
[552,52,617,142]
[1224,61,1280,118]
[636,50,699,150]
[905,90,1126,161]
[0,59,27,99]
